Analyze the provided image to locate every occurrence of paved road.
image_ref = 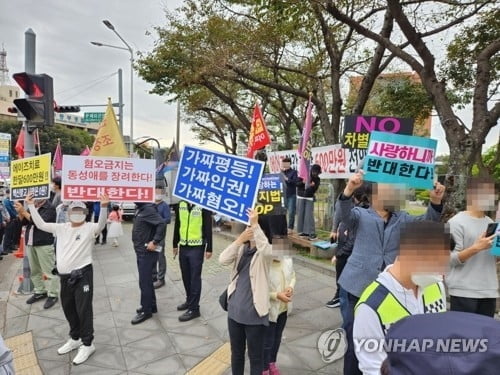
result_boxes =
[1,222,344,374]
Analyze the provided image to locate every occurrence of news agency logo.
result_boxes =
[317,328,347,363]
[354,338,489,353]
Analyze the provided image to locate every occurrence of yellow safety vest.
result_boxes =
[355,281,446,334]
[178,201,203,247]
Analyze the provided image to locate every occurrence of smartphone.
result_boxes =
[486,223,498,237]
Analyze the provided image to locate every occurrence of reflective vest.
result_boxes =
[355,281,446,334]
[178,201,203,246]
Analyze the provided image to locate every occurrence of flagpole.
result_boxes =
[35,129,41,155]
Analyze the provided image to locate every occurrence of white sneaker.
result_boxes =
[57,338,82,355]
[72,344,95,365]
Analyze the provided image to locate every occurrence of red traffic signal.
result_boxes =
[12,72,54,126]
[54,105,80,113]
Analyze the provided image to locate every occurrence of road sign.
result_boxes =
[83,112,105,123]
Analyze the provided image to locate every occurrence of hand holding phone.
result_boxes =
[486,223,498,237]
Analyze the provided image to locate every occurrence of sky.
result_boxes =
[1,0,497,156]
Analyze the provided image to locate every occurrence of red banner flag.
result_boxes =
[52,139,63,176]
[80,146,90,156]
[15,128,24,159]
[246,104,271,158]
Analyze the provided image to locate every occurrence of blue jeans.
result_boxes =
[285,195,296,230]
[340,287,362,375]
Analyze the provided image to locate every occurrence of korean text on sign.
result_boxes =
[363,131,437,189]
[256,174,285,216]
[10,153,52,200]
[61,155,156,202]
[490,224,500,256]
[342,115,414,150]
[173,146,265,224]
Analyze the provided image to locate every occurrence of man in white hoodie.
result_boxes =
[25,193,109,366]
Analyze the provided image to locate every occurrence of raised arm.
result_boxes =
[24,194,57,234]
[93,194,110,236]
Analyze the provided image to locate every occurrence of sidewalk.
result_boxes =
[0,223,344,375]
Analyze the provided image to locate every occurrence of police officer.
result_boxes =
[173,200,213,322]
[131,202,166,325]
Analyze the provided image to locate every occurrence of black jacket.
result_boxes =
[23,200,56,246]
[172,202,213,252]
[131,203,167,252]
[297,175,321,198]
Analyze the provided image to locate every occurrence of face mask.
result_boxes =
[155,195,164,201]
[411,273,443,288]
[69,213,86,224]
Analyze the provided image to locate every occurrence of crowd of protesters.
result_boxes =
[0,154,498,374]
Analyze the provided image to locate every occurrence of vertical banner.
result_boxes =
[342,115,414,149]
[0,133,11,181]
[363,131,437,189]
[256,174,285,216]
[173,146,265,224]
[247,104,271,158]
[61,155,155,201]
[10,153,52,200]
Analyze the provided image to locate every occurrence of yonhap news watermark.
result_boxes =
[354,338,490,353]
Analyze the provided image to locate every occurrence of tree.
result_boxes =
[0,120,94,158]
[323,0,499,217]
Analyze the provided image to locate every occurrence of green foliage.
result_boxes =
[0,120,94,158]
[471,145,500,183]
[415,189,430,205]
[442,8,500,106]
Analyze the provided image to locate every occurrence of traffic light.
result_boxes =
[12,72,54,126]
[54,105,80,113]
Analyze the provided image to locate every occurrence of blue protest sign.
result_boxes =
[490,223,500,256]
[363,131,437,189]
[173,146,265,224]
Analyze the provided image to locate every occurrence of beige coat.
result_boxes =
[219,225,273,317]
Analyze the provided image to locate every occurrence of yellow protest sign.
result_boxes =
[90,98,128,157]
[11,153,51,200]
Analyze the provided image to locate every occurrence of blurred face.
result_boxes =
[373,183,406,211]
[281,161,291,171]
[400,238,449,287]
[68,208,86,224]
[467,182,496,211]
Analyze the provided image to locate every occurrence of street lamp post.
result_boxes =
[91,19,134,155]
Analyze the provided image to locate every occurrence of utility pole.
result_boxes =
[118,68,123,136]
[23,29,36,158]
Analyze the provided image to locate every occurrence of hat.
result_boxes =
[68,201,87,210]
[384,311,500,375]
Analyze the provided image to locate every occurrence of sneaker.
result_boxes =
[326,297,340,308]
[26,293,48,304]
[58,338,82,355]
[177,302,189,311]
[72,344,95,365]
[44,296,58,309]
[308,235,318,240]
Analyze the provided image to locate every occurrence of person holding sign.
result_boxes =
[24,193,109,366]
[296,164,322,240]
[447,177,498,317]
[219,208,273,375]
[173,201,213,322]
[335,171,445,375]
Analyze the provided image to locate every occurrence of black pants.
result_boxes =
[60,265,94,346]
[263,311,287,370]
[333,253,349,299]
[450,296,496,318]
[342,289,362,375]
[136,250,159,314]
[228,318,267,375]
[179,245,204,311]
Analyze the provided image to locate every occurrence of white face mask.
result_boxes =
[155,195,164,201]
[69,213,86,224]
[411,273,443,288]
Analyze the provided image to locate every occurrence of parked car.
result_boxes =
[120,202,136,220]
